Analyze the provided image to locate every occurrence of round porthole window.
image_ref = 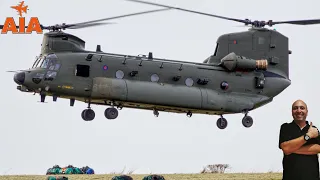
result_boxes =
[116,70,124,79]
[220,81,229,90]
[151,74,159,82]
[185,78,193,87]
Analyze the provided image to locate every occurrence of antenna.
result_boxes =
[96,45,101,52]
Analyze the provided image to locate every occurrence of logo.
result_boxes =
[1,1,42,34]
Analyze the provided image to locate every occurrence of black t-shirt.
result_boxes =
[279,120,320,180]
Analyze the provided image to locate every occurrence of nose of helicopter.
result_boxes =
[13,72,25,85]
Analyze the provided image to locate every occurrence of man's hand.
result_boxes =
[307,122,319,139]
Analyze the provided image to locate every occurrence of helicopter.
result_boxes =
[5,1,320,130]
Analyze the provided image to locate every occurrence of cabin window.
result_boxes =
[151,74,159,82]
[76,64,90,77]
[185,78,194,87]
[116,70,124,79]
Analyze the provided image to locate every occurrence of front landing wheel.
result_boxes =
[217,117,228,129]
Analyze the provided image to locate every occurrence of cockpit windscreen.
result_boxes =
[32,54,60,71]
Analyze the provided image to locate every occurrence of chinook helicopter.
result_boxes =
[6,1,320,130]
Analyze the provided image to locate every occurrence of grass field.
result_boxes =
[0,173,283,180]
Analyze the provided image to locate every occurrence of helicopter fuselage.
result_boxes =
[15,49,290,115]
[13,29,291,129]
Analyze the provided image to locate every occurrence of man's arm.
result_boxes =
[293,144,320,155]
[280,135,306,155]
[279,122,319,155]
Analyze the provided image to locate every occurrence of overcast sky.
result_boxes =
[1,0,320,175]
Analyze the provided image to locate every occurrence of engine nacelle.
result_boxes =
[219,52,268,71]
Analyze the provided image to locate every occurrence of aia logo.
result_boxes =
[11,1,29,17]
[1,1,43,34]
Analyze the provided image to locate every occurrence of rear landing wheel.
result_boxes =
[104,107,118,119]
[217,117,228,129]
[81,109,95,121]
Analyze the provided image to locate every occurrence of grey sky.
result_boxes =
[1,0,320,175]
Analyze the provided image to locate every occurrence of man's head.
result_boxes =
[292,99,308,122]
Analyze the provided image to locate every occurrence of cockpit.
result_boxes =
[30,53,61,82]
[32,53,60,71]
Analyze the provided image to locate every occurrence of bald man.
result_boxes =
[279,100,320,180]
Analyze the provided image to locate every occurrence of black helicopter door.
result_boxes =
[73,63,93,97]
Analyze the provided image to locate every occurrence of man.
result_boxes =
[279,99,320,180]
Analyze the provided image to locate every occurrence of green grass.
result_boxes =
[0,173,282,180]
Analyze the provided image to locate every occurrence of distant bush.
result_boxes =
[200,164,230,173]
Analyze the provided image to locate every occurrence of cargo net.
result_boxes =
[46,165,94,175]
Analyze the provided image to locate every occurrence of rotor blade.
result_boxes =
[125,0,320,28]
[125,0,248,24]
[64,8,171,29]
[6,70,26,73]
[0,8,171,30]
[271,19,320,25]
[67,22,116,29]
[6,71,18,73]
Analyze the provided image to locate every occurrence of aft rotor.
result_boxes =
[125,0,320,28]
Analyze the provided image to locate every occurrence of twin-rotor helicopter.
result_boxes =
[5,0,320,129]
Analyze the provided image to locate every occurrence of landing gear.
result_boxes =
[81,109,95,121]
[242,115,253,128]
[104,101,119,120]
[242,110,253,128]
[80,100,121,121]
[217,115,228,129]
[81,100,95,121]
[104,107,118,119]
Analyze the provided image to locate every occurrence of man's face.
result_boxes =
[292,100,308,121]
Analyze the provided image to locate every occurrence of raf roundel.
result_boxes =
[103,65,108,70]
[220,81,229,90]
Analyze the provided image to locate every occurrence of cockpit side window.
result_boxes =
[43,54,60,81]
[47,59,58,70]
[32,56,43,68]
[40,58,50,68]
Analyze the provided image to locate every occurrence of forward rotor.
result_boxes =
[0,8,171,31]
